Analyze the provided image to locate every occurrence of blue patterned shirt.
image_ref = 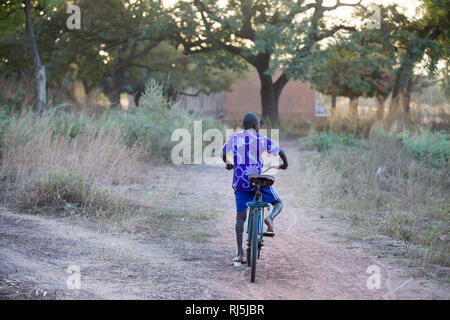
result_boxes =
[222,130,281,191]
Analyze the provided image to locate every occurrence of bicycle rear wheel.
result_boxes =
[246,210,251,267]
[250,209,258,282]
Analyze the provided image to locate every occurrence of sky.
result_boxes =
[325,0,422,20]
[162,0,422,18]
[161,0,423,36]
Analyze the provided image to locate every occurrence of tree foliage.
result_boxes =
[307,2,448,118]
[308,33,394,100]
[0,0,240,107]
[174,0,363,122]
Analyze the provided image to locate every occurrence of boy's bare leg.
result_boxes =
[235,209,247,260]
[264,199,283,233]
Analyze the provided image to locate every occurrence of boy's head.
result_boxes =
[243,113,260,132]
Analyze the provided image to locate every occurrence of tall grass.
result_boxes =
[0,112,143,218]
[313,113,375,138]
[301,124,449,274]
[0,73,72,113]
[0,82,223,218]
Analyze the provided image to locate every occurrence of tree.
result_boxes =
[175,0,363,123]
[24,0,47,115]
[1,0,54,115]
[307,32,394,119]
[38,0,177,106]
[316,2,448,120]
[133,42,244,104]
[1,0,240,109]
[383,1,447,116]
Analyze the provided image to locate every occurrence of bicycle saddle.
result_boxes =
[248,174,275,188]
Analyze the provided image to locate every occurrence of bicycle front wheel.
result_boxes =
[250,209,258,282]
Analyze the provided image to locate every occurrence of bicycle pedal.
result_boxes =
[263,231,275,237]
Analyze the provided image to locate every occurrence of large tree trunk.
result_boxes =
[258,71,279,124]
[331,96,337,109]
[390,73,413,118]
[389,72,409,117]
[134,88,143,106]
[101,76,122,108]
[24,0,46,116]
[389,26,441,117]
[388,44,425,118]
[349,97,358,119]
[402,75,413,114]
[331,96,337,115]
[251,53,290,124]
[255,67,289,124]
[33,65,46,115]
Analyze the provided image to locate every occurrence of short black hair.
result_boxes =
[243,113,260,130]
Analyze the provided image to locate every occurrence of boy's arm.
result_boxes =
[279,149,288,170]
[222,152,233,170]
[222,133,234,170]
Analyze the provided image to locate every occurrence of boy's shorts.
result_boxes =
[234,187,279,212]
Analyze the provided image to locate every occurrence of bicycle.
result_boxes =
[245,165,280,283]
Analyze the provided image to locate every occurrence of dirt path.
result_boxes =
[0,142,448,299]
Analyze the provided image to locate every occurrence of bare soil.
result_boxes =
[0,142,448,299]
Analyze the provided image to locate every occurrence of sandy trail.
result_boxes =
[0,142,448,299]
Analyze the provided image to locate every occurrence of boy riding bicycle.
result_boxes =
[222,113,288,263]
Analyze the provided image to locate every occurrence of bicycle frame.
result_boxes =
[246,188,268,244]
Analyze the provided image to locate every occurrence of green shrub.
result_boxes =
[397,129,450,168]
[305,125,449,169]
[0,90,25,113]
[105,81,225,162]
[302,131,357,151]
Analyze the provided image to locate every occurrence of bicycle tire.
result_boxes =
[250,209,258,282]
[246,209,252,267]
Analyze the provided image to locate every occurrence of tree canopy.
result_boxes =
[0,0,241,108]
[0,0,448,119]
[174,0,364,122]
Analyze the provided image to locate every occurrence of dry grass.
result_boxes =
[0,75,34,113]
[300,117,449,278]
[0,81,226,236]
[0,74,72,113]
[0,114,143,219]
